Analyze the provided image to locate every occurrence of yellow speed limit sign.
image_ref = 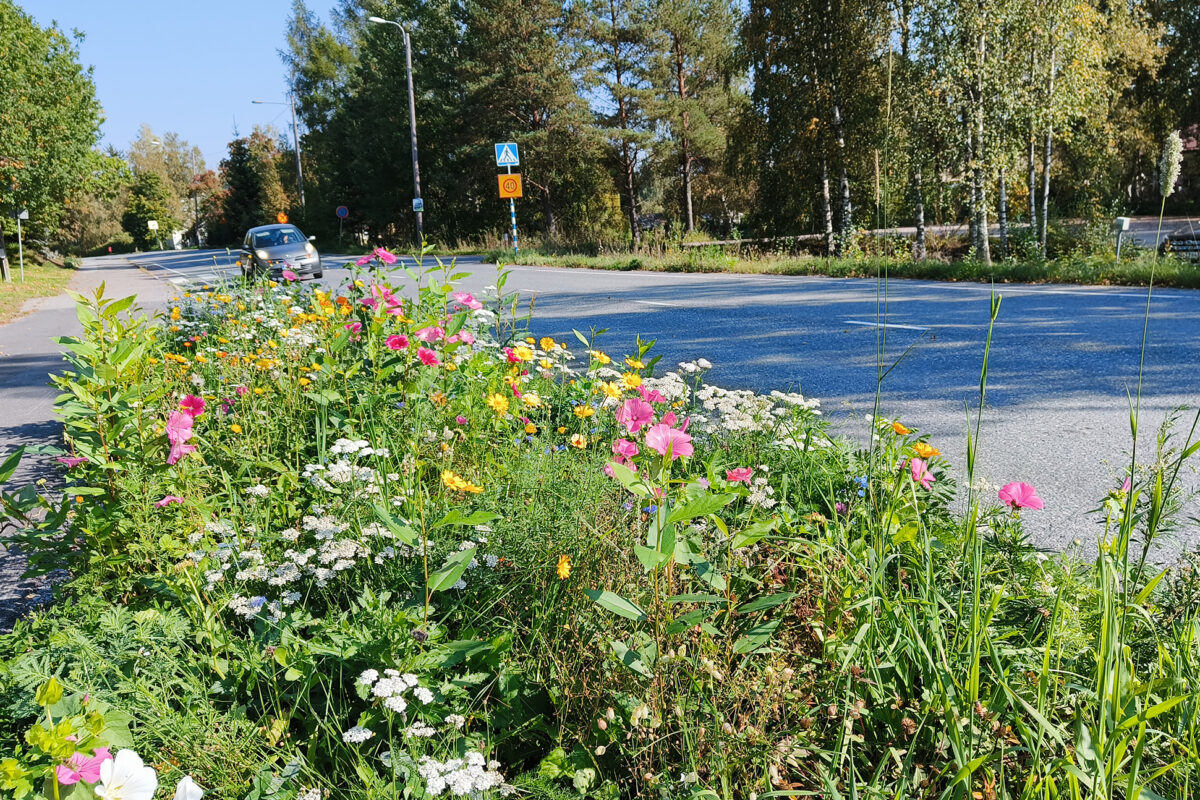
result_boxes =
[497,173,523,199]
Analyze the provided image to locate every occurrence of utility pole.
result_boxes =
[369,16,424,247]
[288,92,306,215]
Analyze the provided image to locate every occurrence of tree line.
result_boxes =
[2,0,1198,267]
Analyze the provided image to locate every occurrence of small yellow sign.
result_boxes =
[498,174,523,199]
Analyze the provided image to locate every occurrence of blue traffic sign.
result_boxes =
[412,198,424,212]
[494,142,519,167]
[335,205,349,219]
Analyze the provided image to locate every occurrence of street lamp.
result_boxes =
[252,94,306,214]
[368,15,424,246]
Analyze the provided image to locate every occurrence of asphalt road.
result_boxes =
[127,249,1200,559]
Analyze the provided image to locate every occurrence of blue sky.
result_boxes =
[29,0,316,170]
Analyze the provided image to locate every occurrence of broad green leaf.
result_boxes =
[733,619,780,653]
[667,493,734,524]
[737,592,797,614]
[610,640,653,678]
[731,518,777,549]
[429,546,477,592]
[584,589,647,621]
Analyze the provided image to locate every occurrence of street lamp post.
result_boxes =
[368,15,424,246]
[252,95,306,215]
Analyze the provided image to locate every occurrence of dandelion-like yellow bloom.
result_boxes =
[539,336,556,351]
[589,350,611,365]
[431,391,448,407]
[512,345,534,362]
[230,424,243,434]
[442,470,484,494]
[599,381,622,399]
[522,392,543,408]
[170,307,181,321]
[570,434,587,449]
[913,442,940,459]
[485,393,510,416]
[557,426,568,434]
[625,357,645,369]
[621,372,642,390]
[573,405,595,419]
[524,423,537,435]
[556,554,572,580]
[539,358,553,370]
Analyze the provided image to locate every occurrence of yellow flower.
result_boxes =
[524,423,538,435]
[556,554,572,580]
[625,357,645,369]
[444,363,458,372]
[621,372,642,390]
[253,387,266,395]
[557,426,568,434]
[913,442,941,459]
[299,377,311,387]
[231,423,243,434]
[431,391,448,407]
[539,358,553,370]
[512,345,535,362]
[539,336,556,351]
[588,349,611,365]
[892,421,911,435]
[486,392,510,416]
[570,434,587,449]
[442,469,484,494]
[522,392,543,408]
[573,405,595,419]
[599,381,622,399]
[170,307,181,321]
[525,336,536,345]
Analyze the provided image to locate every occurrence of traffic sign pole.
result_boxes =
[15,214,24,283]
[508,165,518,258]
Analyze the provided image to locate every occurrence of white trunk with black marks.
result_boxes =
[973,7,990,265]
[966,122,979,251]
[673,32,694,233]
[1028,129,1038,232]
[820,156,835,256]
[998,167,1008,258]
[0,227,10,282]
[913,168,926,260]
[1038,42,1055,257]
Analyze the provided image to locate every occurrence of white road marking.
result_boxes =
[843,319,927,331]
[632,299,677,307]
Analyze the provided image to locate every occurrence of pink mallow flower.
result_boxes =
[615,398,655,434]
[385,334,409,351]
[417,347,440,366]
[998,481,1043,510]
[415,326,444,343]
[910,458,936,490]
[612,438,639,460]
[154,495,185,507]
[282,270,299,282]
[355,254,373,266]
[56,747,112,785]
[638,385,667,404]
[374,247,398,265]
[57,456,87,468]
[726,467,753,485]
[643,423,693,460]
[447,331,475,345]
[235,385,249,397]
[179,394,206,418]
[344,322,362,333]
[165,411,196,466]
[450,291,483,311]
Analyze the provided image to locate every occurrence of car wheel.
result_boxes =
[313,271,323,279]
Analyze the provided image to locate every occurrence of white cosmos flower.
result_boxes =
[174,776,204,800]
[96,750,158,800]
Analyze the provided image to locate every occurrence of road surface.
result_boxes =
[125,248,1200,560]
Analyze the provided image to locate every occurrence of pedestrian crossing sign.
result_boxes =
[494,142,519,167]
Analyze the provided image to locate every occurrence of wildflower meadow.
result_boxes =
[1,249,1198,800]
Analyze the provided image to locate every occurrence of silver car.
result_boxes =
[239,224,323,279]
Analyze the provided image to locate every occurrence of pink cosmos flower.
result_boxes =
[637,386,666,404]
[57,456,87,468]
[615,398,655,434]
[56,747,112,785]
[385,334,409,351]
[344,322,362,333]
[282,270,299,282]
[726,467,753,484]
[449,291,483,311]
[154,495,185,507]
[910,458,936,490]
[644,423,693,460]
[179,395,206,418]
[235,386,249,397]
[611,438,639,460]
[374,247,398,265]
[998,481,1044,510]
[448,331,475,345]
[415,326,444,343]
[355,255,373,266]
[417,347,440,366]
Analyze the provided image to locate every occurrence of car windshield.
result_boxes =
[253,227,304,247]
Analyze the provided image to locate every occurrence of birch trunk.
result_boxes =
[820,156,835,257]
[998,167,1008,258]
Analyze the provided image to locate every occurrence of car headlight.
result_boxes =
[305,243,314,254]
[256,249,269,259]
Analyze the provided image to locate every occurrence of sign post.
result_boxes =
[15,209,28,283]
[336,205,349,248]
[147,219,160,251]
[494,142,521,258]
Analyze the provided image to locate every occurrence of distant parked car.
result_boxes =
[239,224,323,279]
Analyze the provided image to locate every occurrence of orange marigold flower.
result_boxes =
[913,442,940,459]
[892,421,911,435]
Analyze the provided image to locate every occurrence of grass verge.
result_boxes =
[0,256,76,325]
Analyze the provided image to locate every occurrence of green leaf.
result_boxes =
[610,640,653,678]
[731,518,777,549]
[371,505,417,546]
[538,748,571,779]
[0,447,24,484]
[737,592,797,614]
[666,593,726,605]
[429,546,477,592]
[667,493,734,524]
[432,509,499,528]
[572,329,591,348]
[584,589,647,621]
[607,460,648,496]
[733,619,780,653]
[634,544,669,573]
